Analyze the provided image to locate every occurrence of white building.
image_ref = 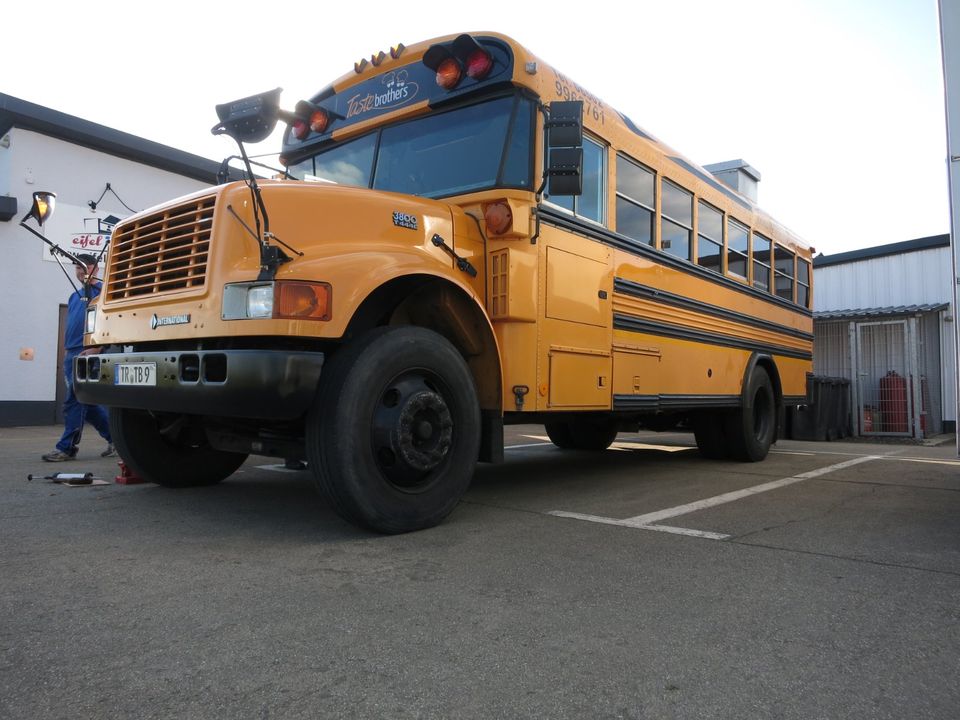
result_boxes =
[813,234,956,437]
[0,93,227,427]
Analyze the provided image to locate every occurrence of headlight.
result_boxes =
[222,282,275,320]
[246,284,274,318]
[222,281,332,321]
[85,308,97,334]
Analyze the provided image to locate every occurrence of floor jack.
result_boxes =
[114,460,145,484]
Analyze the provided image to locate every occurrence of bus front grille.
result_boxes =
[106,196,215,301]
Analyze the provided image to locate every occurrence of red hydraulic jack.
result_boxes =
[115,460,145,485]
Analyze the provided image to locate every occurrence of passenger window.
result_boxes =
[616,155,655,245]
[727,219,749,279]
[697,201,723,274]
[774,245,795,301]
[797,258,811,308]
[661,180,692,261]
[752,232,771,291]
[545,135,606,225]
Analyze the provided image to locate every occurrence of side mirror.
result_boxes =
[211,88,285,143]
[25,191,56,227]
[545,101,583,197]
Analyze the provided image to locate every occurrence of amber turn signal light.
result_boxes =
[483,201,513,235]
[275,281,332,320]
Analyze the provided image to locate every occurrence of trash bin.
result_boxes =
[786,375,852,441]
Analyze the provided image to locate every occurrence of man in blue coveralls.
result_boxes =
[41,254,115,461]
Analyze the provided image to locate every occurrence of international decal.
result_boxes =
[151,313,191,330]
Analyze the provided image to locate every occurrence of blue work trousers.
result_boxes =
[56,352,112,454]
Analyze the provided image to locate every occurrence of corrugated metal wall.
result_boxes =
[815,247,952,312]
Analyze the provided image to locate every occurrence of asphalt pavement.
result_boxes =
[2,424,959,719]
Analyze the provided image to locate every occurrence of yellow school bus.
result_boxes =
[73,32,813,533]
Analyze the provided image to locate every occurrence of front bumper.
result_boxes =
[74,350,325,420]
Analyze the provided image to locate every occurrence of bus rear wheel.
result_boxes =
[306,326,481,534]
[544,418,619,451]
[108,408,247,487]
[725,367,776,462]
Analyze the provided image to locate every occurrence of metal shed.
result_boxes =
[813,235,955,438]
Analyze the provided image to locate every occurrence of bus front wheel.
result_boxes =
[306,326,481,534]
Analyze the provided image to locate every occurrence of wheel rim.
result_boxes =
[371,371,454,490]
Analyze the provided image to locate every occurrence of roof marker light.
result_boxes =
[435,58,462,90]
[354,58,368,74]
[371,50,386,67]
[390,44,406,59]
[464,48,493,79]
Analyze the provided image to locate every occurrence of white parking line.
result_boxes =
[549,454,883,539]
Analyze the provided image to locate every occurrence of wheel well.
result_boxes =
[342,275,502,412]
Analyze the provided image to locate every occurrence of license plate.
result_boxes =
[114,362,157,386]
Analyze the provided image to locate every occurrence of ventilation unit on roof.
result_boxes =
[704,159,760,203]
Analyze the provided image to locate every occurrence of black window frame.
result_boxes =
[660,179,693,261]
[727,218,750,280]
[774,244,796,302]
[545,133,607,226]
[615,154,656,246]
[696,199,724,274]
[751,231,772,292]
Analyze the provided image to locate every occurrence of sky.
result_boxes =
[3,0,948,256]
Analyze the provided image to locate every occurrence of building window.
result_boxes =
[797,258,811,308]
[727,219,749,279]
[661,180,693,260]
[752,232,771,291]
[546,135,606,225]
[616,155,655,245]
[774,245,795,301]
[697,201,723,274]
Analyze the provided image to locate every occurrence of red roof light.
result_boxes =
[465,49,493,79]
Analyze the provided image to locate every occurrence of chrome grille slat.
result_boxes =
[106,198,214,300]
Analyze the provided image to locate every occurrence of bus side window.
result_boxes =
[697,200,723,273]
[661,180,693,260]
[545,135,606,225]
[774,245,795,301]
[616,155,655,245]
[752,232,772,291]
[797,258,811,307]
[727,219,749,279]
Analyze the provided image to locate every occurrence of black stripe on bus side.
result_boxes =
[612,394,741,412]
[613,277,814,343]
[538,206,813,319]
[613,314,814,361]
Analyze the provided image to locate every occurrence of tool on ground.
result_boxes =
[27,472,97,484]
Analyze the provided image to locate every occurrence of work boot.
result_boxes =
[42,449,76,462]
[101,444,117,458]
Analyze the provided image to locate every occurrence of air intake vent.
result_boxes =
[106,197,214,300]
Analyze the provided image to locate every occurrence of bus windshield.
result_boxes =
[287,94,534,199]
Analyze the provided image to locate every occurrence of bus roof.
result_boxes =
[284,31,811,256]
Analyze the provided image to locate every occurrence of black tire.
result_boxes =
[307,326,481,534]
[544,421,576,449]
[725,367,776,462]
[693,412,729,459]
[544,418,618,451]
[109,408,247,487]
